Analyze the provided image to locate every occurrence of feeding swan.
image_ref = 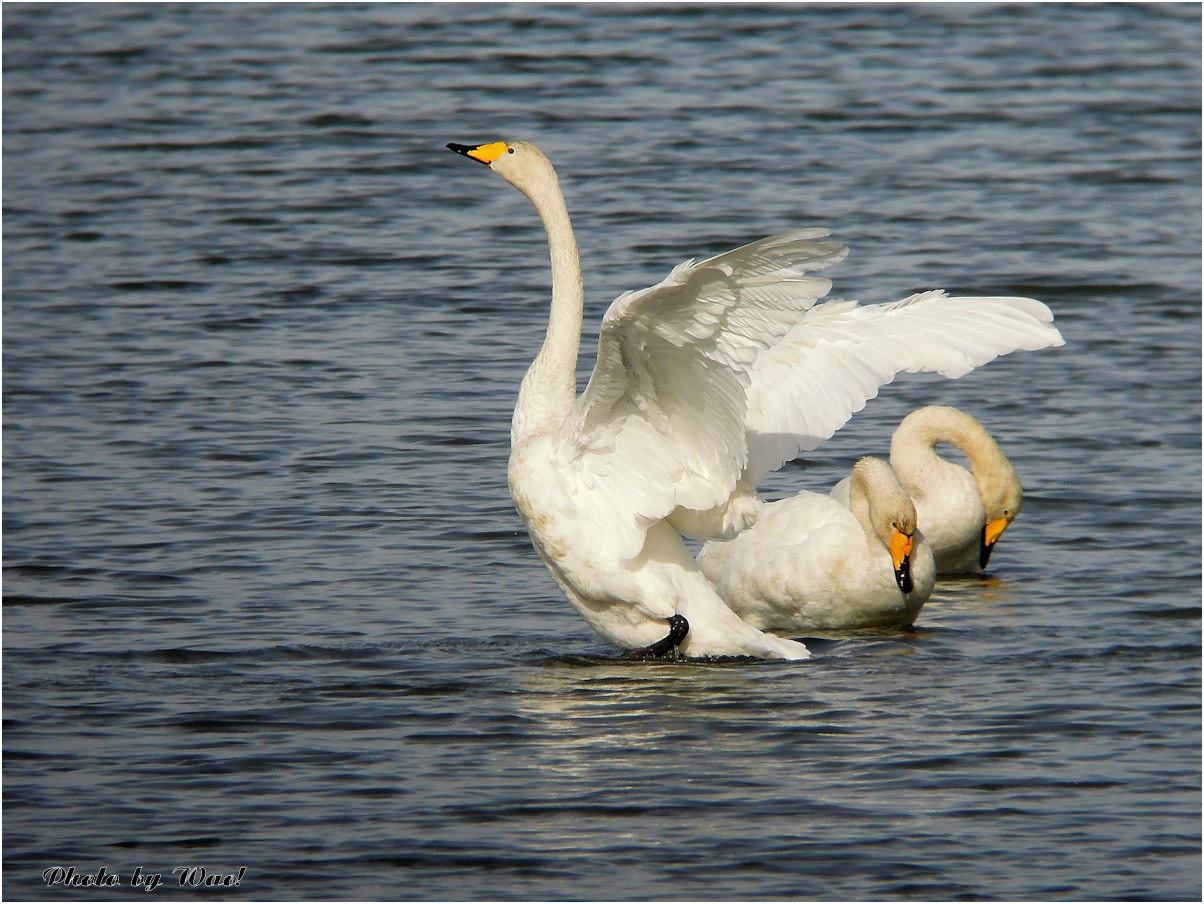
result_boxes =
[697,456,936,632]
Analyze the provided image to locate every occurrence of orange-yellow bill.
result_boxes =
[979,516,1012,568]
[890,530,914,594]
[447,140,510,165]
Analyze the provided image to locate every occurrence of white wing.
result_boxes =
[560,229,847,560]
[744,290,1065,485]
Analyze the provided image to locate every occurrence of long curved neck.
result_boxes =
[891,408,972,485]
[847,468,876,545]
[891,407,1005,494]
[512,176,584,445]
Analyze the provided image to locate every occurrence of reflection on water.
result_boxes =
[924,573,1025,616]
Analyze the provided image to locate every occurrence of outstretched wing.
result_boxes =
[560,229,848,560]
[743,291,1065,485]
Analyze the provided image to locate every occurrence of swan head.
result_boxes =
[447,139,560,202]
[851,457,920,594]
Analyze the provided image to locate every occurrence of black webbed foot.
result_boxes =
[622,614,689,660]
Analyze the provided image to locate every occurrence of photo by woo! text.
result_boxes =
[41,864,247,891]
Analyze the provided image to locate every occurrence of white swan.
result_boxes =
[448,138,1062,659]
[835,405,1025,574]
[449,139,832,660]
[697,456,936,632]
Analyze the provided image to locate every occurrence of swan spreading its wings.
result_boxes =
[452,139,833,659]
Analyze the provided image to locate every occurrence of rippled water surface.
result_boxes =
[4,3,1200,900]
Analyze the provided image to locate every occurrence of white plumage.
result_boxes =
[742,290,1064,486]
[697,457,936,632]
[452,139,830,659]
[449,138,1062,659]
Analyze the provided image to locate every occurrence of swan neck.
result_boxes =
[847,456,915,552]
[513,174,584,443]
[891,407,1004,492]
[847,461,882,547]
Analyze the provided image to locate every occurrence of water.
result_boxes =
[3,3,1199,899]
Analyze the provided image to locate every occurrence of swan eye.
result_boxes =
[507,146,515,154]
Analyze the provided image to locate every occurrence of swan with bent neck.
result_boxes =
[888,405,1022,573]
[447,138,1062,659]
[697,457,936,632]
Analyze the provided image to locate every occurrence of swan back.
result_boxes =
[698,455,933,631]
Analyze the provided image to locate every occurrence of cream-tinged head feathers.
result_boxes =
[448,139,561,204]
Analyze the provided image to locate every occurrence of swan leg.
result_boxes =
[622,614,689,660]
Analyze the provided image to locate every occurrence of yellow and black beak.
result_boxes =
[979,516,1012,569]
[447,140,510,165]
[890,530,915,594]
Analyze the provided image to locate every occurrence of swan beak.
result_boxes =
[979,516,1012,568]
[447,141,510,165]
[890,530,915,594]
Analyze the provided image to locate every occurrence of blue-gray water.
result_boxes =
[4,3,1200,900]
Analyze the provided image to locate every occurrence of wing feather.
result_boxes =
[564,229,848,559]
[743,292,1065,484]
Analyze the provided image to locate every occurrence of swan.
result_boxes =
[448,139,831,660]
[447,137,1062,659]
[833,405,1025,574]
[697,456,936,632]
